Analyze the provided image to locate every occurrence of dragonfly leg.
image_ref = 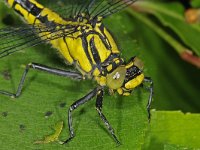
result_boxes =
[143,77,154,122]
[62,87,101,144]
[0,62,83,98]
[96,89,121,145]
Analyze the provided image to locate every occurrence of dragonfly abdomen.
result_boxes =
[6,0,68,25]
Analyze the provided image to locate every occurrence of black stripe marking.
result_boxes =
[81,30,111,50]
[99,25,112,50]
[12,1,17,8]
[106,58,124,74]
[30,4,43,16]
[99,32,111,50]
[99,23,104,32]
[37,14,48,24]
[101,53,119,66]
[89,36,101,65]
[15,0,44,24]
[22,0,33,12]
[125,66,142,82]
[81,35,94,67]
[12,0,43,21]
[100,55,124,76]
[63,37,74,63]
[14,0,32,12]
[14,9,24,17]
[19,0,43,16]
[12,2,24,18]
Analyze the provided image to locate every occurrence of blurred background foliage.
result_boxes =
[0,0,200,149]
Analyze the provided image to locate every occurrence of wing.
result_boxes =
[43,0,137,19]
[0,0,137,58]
[0,24,77,58]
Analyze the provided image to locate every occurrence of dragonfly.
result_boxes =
[0,0,153,144]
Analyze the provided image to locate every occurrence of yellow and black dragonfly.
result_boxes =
[0,0,153,144]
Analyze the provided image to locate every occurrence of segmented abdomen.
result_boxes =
[6,0,68,25]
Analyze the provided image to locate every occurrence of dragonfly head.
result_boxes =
[106,57,144,96]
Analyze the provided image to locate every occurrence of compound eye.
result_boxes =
[106,66,126,89]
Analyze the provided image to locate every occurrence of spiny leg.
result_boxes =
[144,77,153,122]
[96,89,120,145]
[62,87,101,144]
[0,62,83,98]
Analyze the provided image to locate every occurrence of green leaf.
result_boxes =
[134,1,200,56]
[143,111,200,150]
[0,3,149,150]
[164,144,194,150]
[33,121,64,144]
[191,0,200,7]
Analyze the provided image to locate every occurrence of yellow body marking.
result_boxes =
[123,92,130,96]
[5,0,146,92]
[125,61,134,69]
[93,34,111,62]
[107,64,113,72]
[65,36,92,72]
[51,38,74,64]
[86,35,96,64]
[117,88,123,95]
[29,0,43,8]
[14,4,36,24]
[125,74,144,89]
[95,76,106,86]
[93,68,101,76]
[7,0,15,7]
[103,28,120,54]
[41,8,68,25]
